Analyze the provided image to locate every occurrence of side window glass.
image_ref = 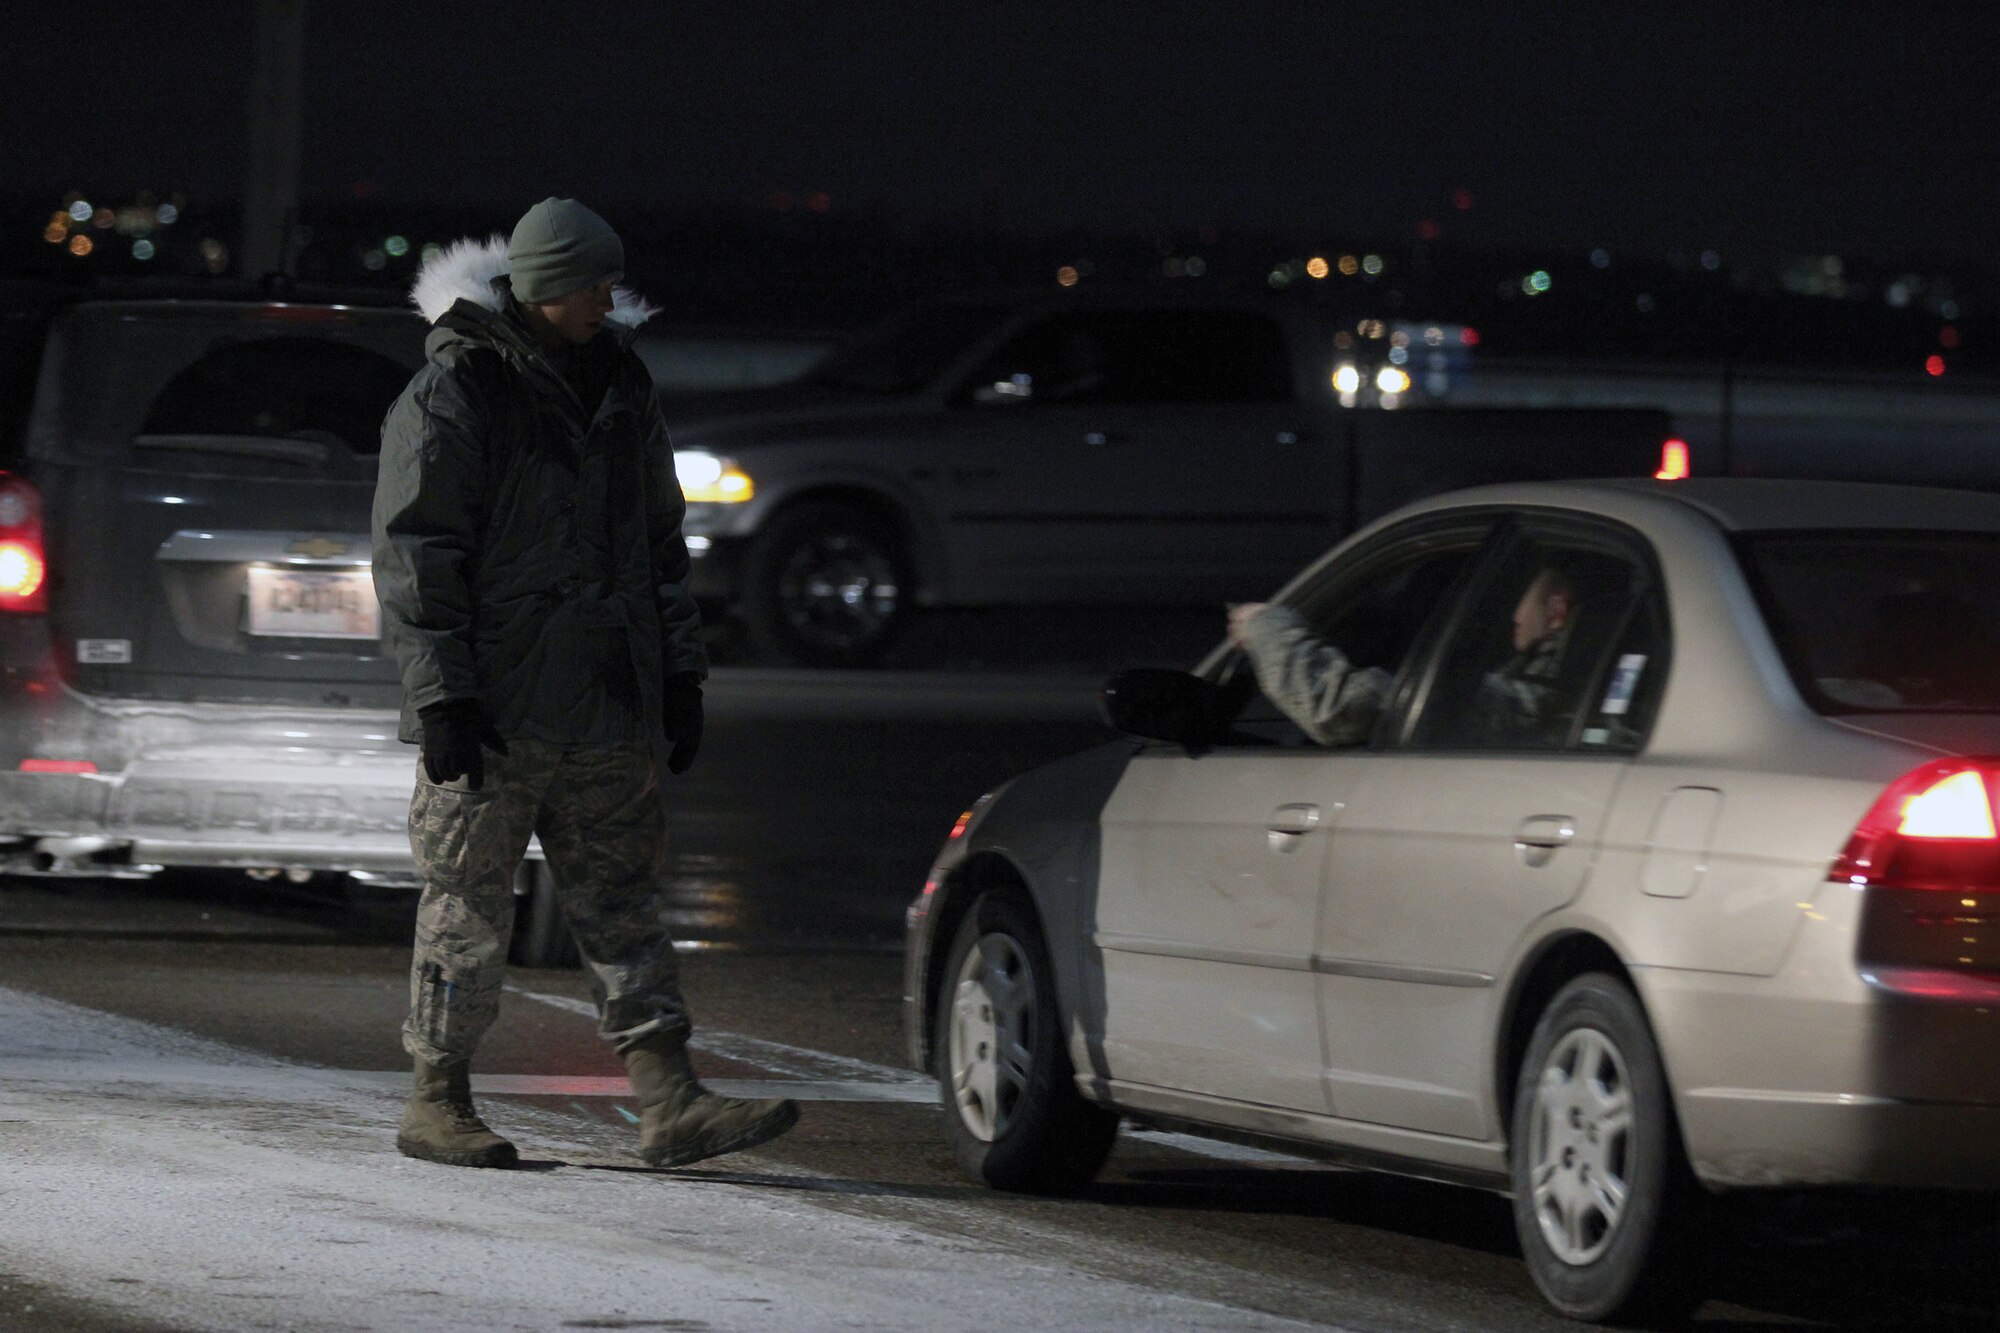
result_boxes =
[1410,538,1645,751]
[966,311,1293,406]
[1577,594,1670,752]
[140,336,412,455]
[1218,536,1483,747]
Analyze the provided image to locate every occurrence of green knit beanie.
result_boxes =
[506,197,624,304]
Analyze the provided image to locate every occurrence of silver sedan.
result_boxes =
[903,478,2000,1323]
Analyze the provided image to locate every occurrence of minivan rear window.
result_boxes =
[1743,532,2000,713]
[141,336,411,455]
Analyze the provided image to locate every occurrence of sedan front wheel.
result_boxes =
[935,892,1118,1193]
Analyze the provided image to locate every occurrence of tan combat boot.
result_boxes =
[395,1057,518,1168]
[623,1033,800,1168]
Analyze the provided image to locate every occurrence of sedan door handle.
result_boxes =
[1267,802,1322,853]
[1514,815,1577,866]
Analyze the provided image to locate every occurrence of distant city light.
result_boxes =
[1361,254,1384,275]
[68,234,93,257]
[199,238,228,274]
[42,218,66,245]
[1700,250,1721,271]
[1305,256,1330,279]
[362,248,387,272]
[1376,366,1411,394]
[92,208,116,230]
[1940,326,1960,349]
[1927,355,1947,377]
[1460,327,1481,346]
[806,191,831,213]
[1333,364,1361,395]
[1451,188,1473,210]
[1358,319,1386,340]
[1590,248,1611,269]
[1268,268,1292,288]
[1523,270,1552,294]
[1056,265,1079,288]
[1388,347,1409,365]
[1337,254,1359,276]
[419,242,443,263]
[68,201,92,223]
[1636,293,1656,312]
[155,203,179,225]
[132,239,155,261]
[1183,255,1206,277]
[383,235,409,257]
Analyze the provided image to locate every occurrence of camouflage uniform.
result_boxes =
[403,738,686,1065]
[1475,621,1574,744]
[1237,605,1394,746]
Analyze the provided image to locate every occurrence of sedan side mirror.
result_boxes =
[1100,668,1221,748]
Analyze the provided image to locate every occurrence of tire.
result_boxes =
[741,500,909,668]
[1510,973,1705,1326]
[508,860,581,969]
[934,891,1118,1194]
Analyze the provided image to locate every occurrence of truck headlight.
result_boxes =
[674,451,755,503]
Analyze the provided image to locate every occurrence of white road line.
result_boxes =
[508,986,1320,1167]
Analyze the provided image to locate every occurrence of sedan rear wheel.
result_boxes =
[1511,973,1704,1324]
[936,892,1117,1193]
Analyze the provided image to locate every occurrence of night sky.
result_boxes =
[10,2,1999,266]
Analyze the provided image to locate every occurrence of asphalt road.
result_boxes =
[3,621,1997,1331]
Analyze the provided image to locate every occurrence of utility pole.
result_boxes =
[242,0,305,283]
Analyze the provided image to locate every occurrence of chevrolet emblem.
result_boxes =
[288,536,350,560]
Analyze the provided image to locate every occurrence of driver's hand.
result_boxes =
[1227,602,1270,647]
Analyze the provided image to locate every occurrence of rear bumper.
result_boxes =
[1640,961,2000,1191]
[0,692,421,876]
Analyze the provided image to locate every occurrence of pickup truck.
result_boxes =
[665,293,1676,665]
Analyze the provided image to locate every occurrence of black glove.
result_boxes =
[661,672,704,775]
[417,698,509,792]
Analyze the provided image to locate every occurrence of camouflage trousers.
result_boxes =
[402,738,688,1066]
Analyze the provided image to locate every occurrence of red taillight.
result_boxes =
[0,473,47,613]
[19,759,96,774]
[948,809,974,840]
[1831,759,2000,890]
[1654,438,1690,481]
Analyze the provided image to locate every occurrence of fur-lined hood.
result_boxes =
[409,235,658,329]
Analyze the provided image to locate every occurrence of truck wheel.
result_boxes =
[935,891,1119,1194]
[1511,973,1704,1324]
[508,861,580,969]
[741,500,908,667]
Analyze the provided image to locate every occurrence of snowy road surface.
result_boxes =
[0,983,1324,1332]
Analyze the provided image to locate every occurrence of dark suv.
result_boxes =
[0,285,572,963]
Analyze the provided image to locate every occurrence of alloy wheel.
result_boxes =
[776,534,900,651]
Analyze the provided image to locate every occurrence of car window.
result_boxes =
[967,310,1293,405]
[1575,592,1670,752]
[804,302,1011,394]
[139,336,410,456]
[1742,531,2000,713]
[1409,533,1648,751]
[1218,525,1489,747]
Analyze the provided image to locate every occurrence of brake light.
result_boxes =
[0,474,47,612]
[1831,759,2000,890]
[19,759,96,774]
[948,809,974,840]
[1654,438,1690,481]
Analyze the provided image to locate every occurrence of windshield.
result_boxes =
[805,302,1010,394]
[1743,531,2000,713]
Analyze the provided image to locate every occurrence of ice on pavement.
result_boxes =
[0,985,1325,1332]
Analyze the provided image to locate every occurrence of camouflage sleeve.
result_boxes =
[371,362,485,713]
[639,382,708,679]
[1238,605,1392,747]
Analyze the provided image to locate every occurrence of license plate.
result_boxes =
[245,567,381,639]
